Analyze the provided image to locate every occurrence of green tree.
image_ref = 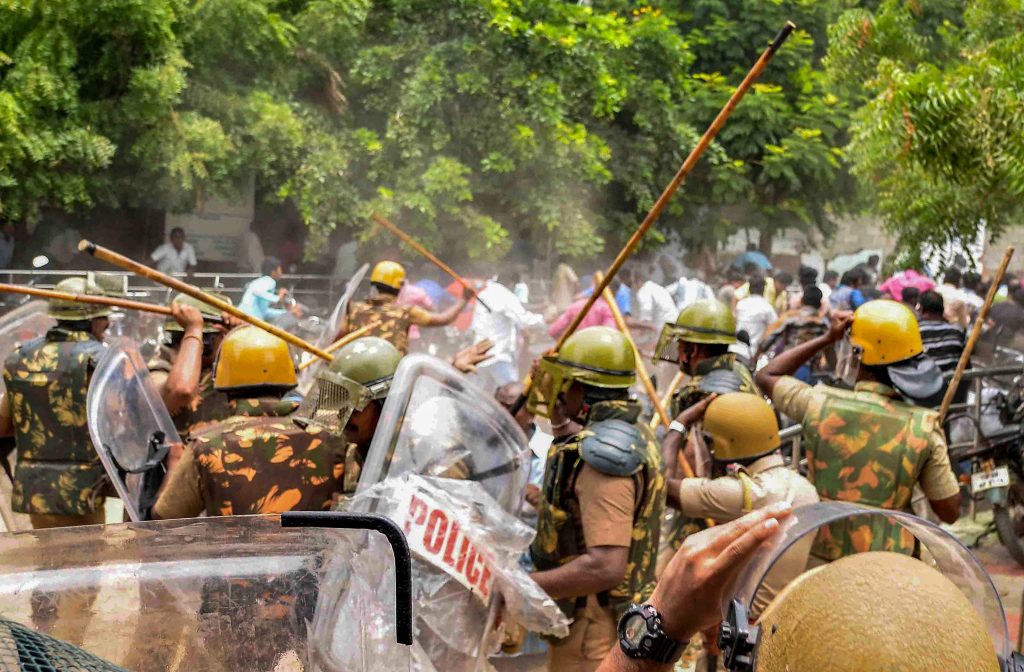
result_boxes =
[826,0,1024,263]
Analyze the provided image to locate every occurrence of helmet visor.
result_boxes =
[294,370,377,435]
[653,324,685,365]
[834,336,862,388]
[526,356,573,419]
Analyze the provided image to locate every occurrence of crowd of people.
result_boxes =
[0,243,1020,671]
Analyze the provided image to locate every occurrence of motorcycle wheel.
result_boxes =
[994,503,1024,569]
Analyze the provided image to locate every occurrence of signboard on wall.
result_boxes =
[165,182,254,264]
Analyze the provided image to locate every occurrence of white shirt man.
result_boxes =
[151,228,197,274]
[733,289,778,360]
[634,280,678,327]
[470,280,544,390]
[665,275,714,311]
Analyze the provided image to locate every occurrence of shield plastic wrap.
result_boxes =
[0,515,410,671]
[87,339,183,522]
[725,502,1012,664]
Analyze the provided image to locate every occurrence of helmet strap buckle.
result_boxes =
[719,599,759,671]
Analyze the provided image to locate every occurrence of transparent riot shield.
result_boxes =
[352,355,567,671]
[721,502,1012,667]
[357,353,531,513]
[87,339,181,522]
[0,300,55,532]
[298,263,370,395]
[0,513,412,671]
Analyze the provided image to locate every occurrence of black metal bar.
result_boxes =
[280,511,414,646]
[945,365,1024,381]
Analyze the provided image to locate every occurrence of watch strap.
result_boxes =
[618,603,686,664]
[669,420,687,435]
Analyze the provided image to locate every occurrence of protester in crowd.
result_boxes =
[633,266,678,330]
[469,272,544,390]
[511,268,530,305]
[239,222,264,274]
[901,286,921,316]
[854,254,881,286]
[735,265,777,307]
[551,262,580,314]
[398,271,436,346]
[819,269,838,307]
[548,284,618,339]
[666,269,715,312]
[917,290,966,376]
[238,256,298,321]
[879,267,935,302]
[935,268,970,327]
[829,268,867,311]
[772,270,794,315]
[986,281,1024,347]
[413,268,451,310]
[757,285,830,381]
[583,272,632,316]
[731,241,771,272]
[151,227,197,274]
[962,270,984,311]
[0,222,15,269]
[733,275,777,360]
[715,267,745,310]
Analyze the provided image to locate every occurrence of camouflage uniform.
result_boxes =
[345,296,431,354]
[152,399,349,518]
[3,328,106,517]
[774,377,959,562]
[531,400,665,618]
[148,345,231,437]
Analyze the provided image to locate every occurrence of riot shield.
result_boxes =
[351,355,567,671]
[0,513,412,671]
[87,339,181,522]
[298,263,369,395]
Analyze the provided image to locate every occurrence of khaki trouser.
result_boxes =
[547,598,618,672]
[29,510,106,646]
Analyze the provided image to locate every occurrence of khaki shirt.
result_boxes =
[772,376,960,502]
[678,454,818,616]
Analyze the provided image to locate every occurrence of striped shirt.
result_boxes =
[918,318,966,372]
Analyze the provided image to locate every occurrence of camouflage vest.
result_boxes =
[190,399,347,516]
[531,400,665,618]
[347,297,414,354]
[802,382,936,561]
[148,347,231,437]
[671,353,758,416]
[3,328,106,515]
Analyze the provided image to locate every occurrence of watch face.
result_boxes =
[623,613,648,648]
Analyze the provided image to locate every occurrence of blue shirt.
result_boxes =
[732,250,772,271]
[582,283,632,316]
[415,278,450,308]
[239,275,285,321]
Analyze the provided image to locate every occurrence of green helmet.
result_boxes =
[295,336,402,435]
[48,276,121,321]
[653,298,736,363]
[165,292,230,334]
[527,326,636,418]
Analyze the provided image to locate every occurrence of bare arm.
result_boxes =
[159,303,205,416]
[531,545,628,600]
[663,395,716,510]
[0,391,12,438]
[929,493,962,525]
[756,312,851,396]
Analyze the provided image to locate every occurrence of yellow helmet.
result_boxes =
[703,393,779,461]
[213,325,297,391]
[755,551,999,672]
[370,260,406,291]
[849,299,922,366]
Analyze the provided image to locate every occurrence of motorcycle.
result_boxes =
[946,363,1024,567]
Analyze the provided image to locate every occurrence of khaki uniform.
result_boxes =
[772,377,959,562]
[678,453,818,616]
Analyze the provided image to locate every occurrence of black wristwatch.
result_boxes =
[617,603,686,663]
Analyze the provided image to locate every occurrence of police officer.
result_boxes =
[337,260,470,354]
[527,326,665,672]
[148,293,236,442]
[654,299,760,565]
[756,301,961,563]
[0,276,118,529]
[666,393,818,616]
[151,325,348,518]
[295,335,403,503]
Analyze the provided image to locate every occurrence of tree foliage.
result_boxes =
[826,0,1024,263]
[0,0,859,263]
